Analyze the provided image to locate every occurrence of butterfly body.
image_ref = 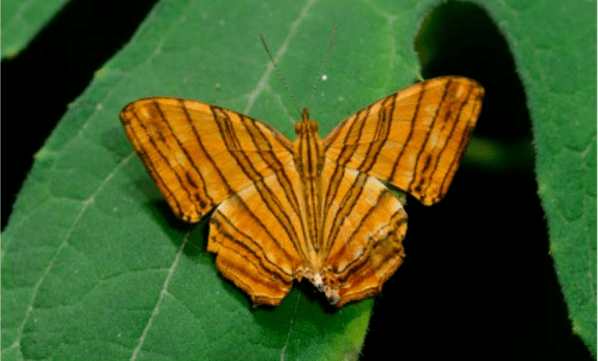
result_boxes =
[292,110,326,258]
[120,76,484,307]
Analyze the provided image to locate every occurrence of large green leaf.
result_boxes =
[2,0,429,359]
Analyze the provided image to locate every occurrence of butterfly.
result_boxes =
[120,76,484,307]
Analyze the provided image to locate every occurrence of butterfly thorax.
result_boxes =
[292,109,327,273]
[293,110,324,180]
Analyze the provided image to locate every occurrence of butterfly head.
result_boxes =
[294,108,319,135]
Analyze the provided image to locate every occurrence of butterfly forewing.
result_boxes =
[120,97,294,222]
[324,76,484,205]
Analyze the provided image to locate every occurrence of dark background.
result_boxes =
[2,0,592,360]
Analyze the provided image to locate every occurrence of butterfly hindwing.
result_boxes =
[208,162,312,306]
[319,159,408,306]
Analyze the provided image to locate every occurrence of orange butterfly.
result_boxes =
[120,76,483,307]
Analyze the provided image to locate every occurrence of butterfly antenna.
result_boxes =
[260,32,302,119]
[307,25,338,110]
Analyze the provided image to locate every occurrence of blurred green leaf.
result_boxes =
[1,0,70,58]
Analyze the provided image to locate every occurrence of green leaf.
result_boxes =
[2,0,431,359]
[483,0,597,355]
[1,0,70,58]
